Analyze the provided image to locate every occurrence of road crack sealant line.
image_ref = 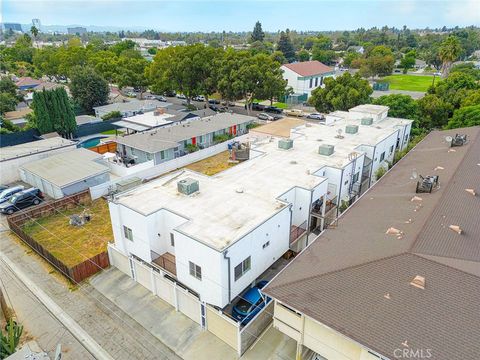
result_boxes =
[0,251,115,360]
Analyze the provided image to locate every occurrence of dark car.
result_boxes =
[265,106,282,114]
[0,188,44,215]
[272,114,283,120]
[209,105,220,112]
[232,280,270,324]
[164,90,176,97]
[244,102,265,111]
[208,99,220,105]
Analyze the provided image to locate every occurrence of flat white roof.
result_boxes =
[121,112,175,128]
[115,112,413,250]
[349,104,389,115]
[21,148,109,188]
[0,137,76,162]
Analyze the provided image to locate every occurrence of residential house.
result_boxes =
[347,45,365,54]
[281,60,335,99]
[108,105,412,311]
[20,148,110,199]
[263,126,480,360]
[3,108,33,128]
[93,99,167,119]
[15,77,42,91]
[114,112,255,165]
[0,137,77,184]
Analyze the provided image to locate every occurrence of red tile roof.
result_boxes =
[15,77,42,87]
[282,61,333,76]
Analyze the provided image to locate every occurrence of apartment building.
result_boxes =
[263,126,480,360]
[108,105,412,309]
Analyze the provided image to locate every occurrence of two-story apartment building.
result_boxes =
[263,126,480,360]
[114,113,255,165]
[281,60,335,98]
[108,105,413,309]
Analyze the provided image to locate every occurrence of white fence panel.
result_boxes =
[177,289,201,325]
[133,259,153,291]
[107,244,131,276]
[153,272,176,307]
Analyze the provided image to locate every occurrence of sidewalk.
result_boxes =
[0,231,180,360]
[89,267,297,360]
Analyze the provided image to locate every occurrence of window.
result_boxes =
[170,233,175,247]
[160,150,165,160]
[309,78,313,88]
[234,256,251,281]
[320,77,324,86]
[262,241,270,249]
[199,135,204,144]
[390,145,394,154]
[146,153,152,161]
[131,148,136,156]
[123,226,133,241]
[353,172,359,183]
[380,152,385,162]
[315,77,318,87]
[189,261,202,280]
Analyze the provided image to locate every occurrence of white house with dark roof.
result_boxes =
[281,60,335,98]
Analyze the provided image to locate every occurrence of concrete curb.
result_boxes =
[0,252,115,360]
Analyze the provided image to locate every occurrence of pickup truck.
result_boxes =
[283,108,304,117]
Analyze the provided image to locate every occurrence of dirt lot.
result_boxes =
[185,150,238,176]
[21,199,112,267]
[250,117,306,138]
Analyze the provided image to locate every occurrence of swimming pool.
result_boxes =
[77,136,109,148]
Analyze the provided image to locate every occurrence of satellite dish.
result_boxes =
[411,170,418,180]
[445,136,453,143]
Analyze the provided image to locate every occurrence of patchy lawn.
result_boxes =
[22,199,112,268]
[250,117,306,138]
[101,129,124,135]
[185,151,238,176]
[380,74,434,92]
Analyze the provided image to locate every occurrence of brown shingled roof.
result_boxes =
[264,126,480,360]
[282,60,333,76]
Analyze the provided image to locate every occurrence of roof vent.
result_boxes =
[449,134,467,147]
[278,138,293,150]
[345,124,359,134]
[318,144,335,156]
[448,225,462,234]
[177,178,199,195]
[465,188,476,196]
[361,117,373,125]
[410,275,425,290]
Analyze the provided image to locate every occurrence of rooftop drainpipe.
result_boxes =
[306,189,314,247]
[223,250,231,304]
[368,144,377,189]
[337,167,345,219]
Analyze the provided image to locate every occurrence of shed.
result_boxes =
[19,148,110,199]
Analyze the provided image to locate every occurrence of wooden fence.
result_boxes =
[6,190,110,283]
[89,141,117,154]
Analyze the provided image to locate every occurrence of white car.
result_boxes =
[257,113,274,121]
[306,113,325,120]
[193,95,206,101]
[176,94,187,100]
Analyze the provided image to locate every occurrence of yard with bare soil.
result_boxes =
[21,199,112,268]
[185,150,239,176]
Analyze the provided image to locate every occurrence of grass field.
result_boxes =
[273,102,288,109]
[380,74,434,92]
[101,129,124,135]
[22,199,112,267]
[185,151,238,176]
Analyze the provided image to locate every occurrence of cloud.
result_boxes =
[447,0,480,25]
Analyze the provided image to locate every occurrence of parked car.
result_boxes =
[0,185,24,205]
[221,100,236,107]
[272,114,283,120]
[244,102,265,111]
[264,106,282,114]
[125,91,137,98]
[257,113,274,121]
[176,93,187,100]
[209,105,220,112]
[208,99,220,104]
[156,95,167,102]
[0,185,8,192]
[143,94,156,100]
[232,280,271,324]
[284,108,304,117]
[164,90,176,97]
[193,95,206,102]
[306,113,325,120]
[0,188,44,215]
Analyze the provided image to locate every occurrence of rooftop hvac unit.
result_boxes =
[345,124,359,134]
[361,117,373,126]
[178,178,199,195]
[449,134,467,147]
[318,144,335,156]
[116,177,142,193]
[416,175,439,194]
[278,138,293,150]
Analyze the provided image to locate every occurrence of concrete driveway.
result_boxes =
[89,267,296,360]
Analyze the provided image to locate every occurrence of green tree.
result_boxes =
[116,55,149,96]
[251,21,265,43]
[311,49,336,65]
[309,73,372,112]
[460,90,480,107]
[417,94,452,129]
[445,104,480,129]
[343,51,360,68]
[32,90,54,133]
[439,36,462,78]
[277,30,296,63]
[30,25,39,44]
[296,49,310,62]
[373,94,420,120]
[0,93,17,115]
[430,72,479,109]
[359,45,394,78]
[0,77,18,97]
[0,116,21,134]
[400,50,416,72]
[69,66,109,112]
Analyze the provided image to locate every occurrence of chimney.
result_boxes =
[410,275,425,290]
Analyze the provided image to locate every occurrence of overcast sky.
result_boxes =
[2,0,479,32]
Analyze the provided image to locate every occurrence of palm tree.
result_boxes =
[439,36,462,78]
[30,25,39,47]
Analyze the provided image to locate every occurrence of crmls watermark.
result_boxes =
[393,348,433,359]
